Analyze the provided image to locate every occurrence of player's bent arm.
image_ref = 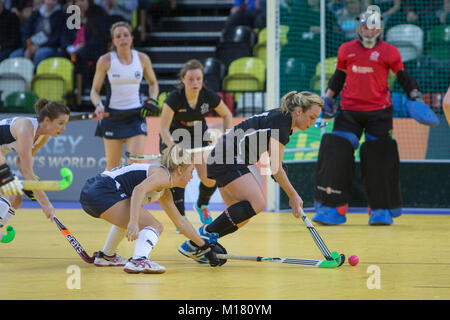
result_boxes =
[90,55,109,111]
[159,190,205,247]
[15,120,52,207]
[214,100,233,131]
[159,104,176,148]
[140,52,159,100]
[268,137,298,200]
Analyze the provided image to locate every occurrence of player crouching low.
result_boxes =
[79,144,226,274]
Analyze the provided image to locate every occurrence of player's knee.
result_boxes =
[250,196,266,214]
[226,200,258,225]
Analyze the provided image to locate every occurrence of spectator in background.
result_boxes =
[441,0,450,24]
[335,0,364,41]
[390,0,442,32]
[0,0,21,62]
[222,0,266,36]
[61,0,109,92]
[6,0,43,26]
[95,0,138,23]
[9,0,64,66]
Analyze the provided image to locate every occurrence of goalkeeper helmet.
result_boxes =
[356,5,384,48]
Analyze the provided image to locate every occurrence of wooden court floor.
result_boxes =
[1,207,449,300]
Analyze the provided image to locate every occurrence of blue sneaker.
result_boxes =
[198,225,218,243]
[369,209,393,225]
[312,201,347,225]
[194,203,213,225]
[178,240,208,264]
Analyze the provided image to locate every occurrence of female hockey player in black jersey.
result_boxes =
[159,59,233,226]
[177,91,324,262]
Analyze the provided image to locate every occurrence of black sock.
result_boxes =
[205,213,238,238]
[205,201,256,238]
[197,183,217,207]
[171,187,185,216]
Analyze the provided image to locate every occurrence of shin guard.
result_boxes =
[360,139,402,210]
[314,133,355,207]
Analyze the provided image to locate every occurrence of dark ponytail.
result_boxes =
[35,99,70,122]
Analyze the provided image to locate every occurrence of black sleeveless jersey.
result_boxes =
[211,108,293,166]
[165,86,221,136]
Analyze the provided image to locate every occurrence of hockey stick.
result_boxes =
[216,252,345,268]
[21,168,73,191]
[299,207,339,262]
[125,144,215,161]
[0,225,15,243]
[54,216,96,263]
[69,112,110,121]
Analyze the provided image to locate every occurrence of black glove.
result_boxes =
[0,163,15,186]
[140,98,160,117]
[197,241,227,267]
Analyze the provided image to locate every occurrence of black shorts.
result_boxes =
[334,106,393,139]
[207,161,250,188]
[95,108,147,139]
[79,174,129,218]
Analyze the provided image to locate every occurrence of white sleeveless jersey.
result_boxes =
[101,163,167,203]
[107,49,143,110]
[0,117,45,156]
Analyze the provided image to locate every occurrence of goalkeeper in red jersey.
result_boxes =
[313,5,428,226]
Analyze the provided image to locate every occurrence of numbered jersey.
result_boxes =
[0,117,44,156]
[101,163,167,203]
[213,108,293,165]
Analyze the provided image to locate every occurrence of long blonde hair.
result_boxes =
[160,144,193,172]
[280,91,324,114]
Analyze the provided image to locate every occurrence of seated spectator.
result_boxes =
[0,0,21,62]
[61,0,109,92]
[94,0,138,23]
[392,0,442,32]
[222,0,266,36]
[441,0,450,24]
[335,0,364,41]
[9,0,65,66]
[7,0,43,26]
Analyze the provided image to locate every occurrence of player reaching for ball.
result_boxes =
[79,144,227,273]
[313,5,430,226]
[178,91,323,263]
[0,99,70,233]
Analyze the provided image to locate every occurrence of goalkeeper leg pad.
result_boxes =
[314,133,356,207]
[360,139,402,213]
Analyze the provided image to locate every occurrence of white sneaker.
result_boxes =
[94,251,128,267]
[123,257,166,274]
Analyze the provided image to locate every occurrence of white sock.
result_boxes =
[133,226,159,259]
[102,225,126,256]
[0,197,15,228]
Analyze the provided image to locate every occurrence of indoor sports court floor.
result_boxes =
[1,203,449,300]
